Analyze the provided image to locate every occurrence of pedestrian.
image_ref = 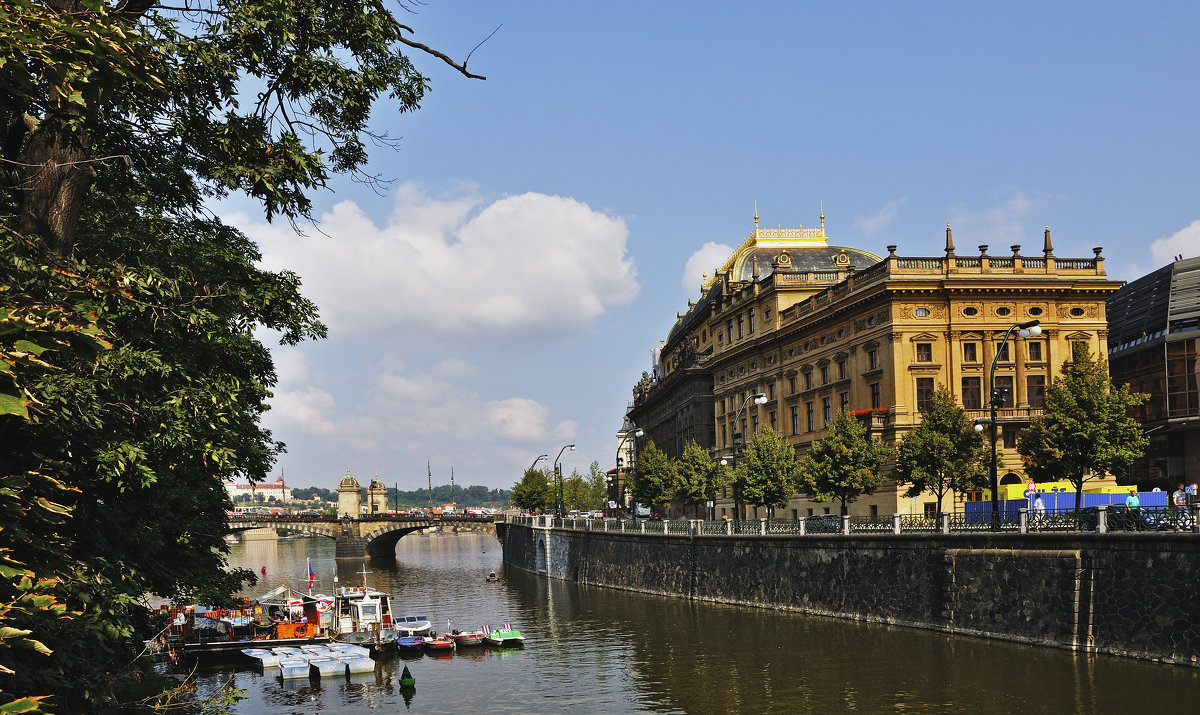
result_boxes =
[1033,492,1046,518]
[1125,489,1141,531]
[1173,483,1189,531]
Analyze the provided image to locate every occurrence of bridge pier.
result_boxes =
[335,535,369,558]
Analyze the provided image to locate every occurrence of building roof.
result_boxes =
[1107,255,1200,350]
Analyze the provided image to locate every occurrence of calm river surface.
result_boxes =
[189,531,1200,714]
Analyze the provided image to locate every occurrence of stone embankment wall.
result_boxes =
[502,524,1200,667]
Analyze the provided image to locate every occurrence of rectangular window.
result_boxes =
[838,360,848,380]
[769,411,777,431]
[806,402,815,432]
[916,378,935,412]
[805,373,813,390]
[737,315,744,339]
[789,376,797,393]
[962,377,982,410]
[870,382,881,408]
[916,343,933,362]
[868,349,879,370]
[924,502,938,517]
[996,342,1010,362]
[869,504,878,517]
[807,508,814,517]
[751,415,759,435]
[1002,428,1018,449]
[790,406,799,435]
[822,397,832,425]
[741,418,747,440]
[820,365,830,384]
[748,310,756,334]
[727,320,733,343]
[1027,375,1046,409]
[768,383,775,400]
[1028,340,1043,362]
[995,375,1014,408]
[720,424,726,449]
[963,342,978,362]
[839,391,849,412]
[1071,340,1088,358]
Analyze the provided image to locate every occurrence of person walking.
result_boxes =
[1032,492,1046,530]
[1125,489,1141,531]
[1173,484,1189,531]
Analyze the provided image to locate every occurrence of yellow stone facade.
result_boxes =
[638,217,1124,519]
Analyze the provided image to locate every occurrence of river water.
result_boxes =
[188,531,1200,713]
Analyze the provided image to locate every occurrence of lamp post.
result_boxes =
[615,428,644,518]
[553,444,576,516]
[717,458,729,522]
[976,319,1041,527]
[528,454,548,472]
[730,392,767,520]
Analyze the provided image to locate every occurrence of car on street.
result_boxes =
[804,514,842,534]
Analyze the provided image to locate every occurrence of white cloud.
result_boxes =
[1150,219,1200,264]
[265,350,337,436]
[946,189,1037,249]
[230,183,639,344]
[432,357,478,378]
[854,197,909,235]
[681,241,735,294]
[483,398,549,441]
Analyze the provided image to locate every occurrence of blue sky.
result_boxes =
[222,1,1200,492]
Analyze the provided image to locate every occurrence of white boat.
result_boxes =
[337,653,376,674]
[307,656,345,677]
[330,584,399,653]
[394,615,432,636]
[278,658,310,679]
[241,647,281,668]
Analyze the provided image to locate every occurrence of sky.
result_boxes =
[219,1,1200,493]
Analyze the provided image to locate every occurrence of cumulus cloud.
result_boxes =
[230,183,639,343]
[681,241,735,294]
[854,198,908,235]
[946,189,1037,249]
[264,350,337,436]
[1150,220,1200,264]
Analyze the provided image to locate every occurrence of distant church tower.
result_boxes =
[337,471,362,517]
[367,478,388,514]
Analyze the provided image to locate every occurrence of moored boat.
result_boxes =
[449,628,484,647]
[482,623,525,647]
[330,583,399,654]
[394,615,432,636]
[422,633,455,653]
[396,635,425,652]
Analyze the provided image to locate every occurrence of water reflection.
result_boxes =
[191,532,1200,713]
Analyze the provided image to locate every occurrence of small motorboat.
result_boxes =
[485,571,499,582]
[482,623,525,648]
[396,635,425,652]
[422,633,455,653]
[449,628,485,647]
[394,615,432,636]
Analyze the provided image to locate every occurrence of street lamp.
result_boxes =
[554,444,576,516]
[977,319,1041,527]
[730,392,767,520]
[528,454,548,472]
[615,427,644,518]
[716,458,729,521]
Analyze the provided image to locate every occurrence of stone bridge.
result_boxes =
[227,514,503,558]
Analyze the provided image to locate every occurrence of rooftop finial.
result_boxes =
[820,201,825,231]
[754,201,759,230]
[945,223,955,255]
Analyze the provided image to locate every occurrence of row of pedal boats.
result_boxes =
[243,643,376,679]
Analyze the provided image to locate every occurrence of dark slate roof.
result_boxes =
[736,245,880,281]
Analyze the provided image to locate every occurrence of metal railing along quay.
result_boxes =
[508,504,1199,536]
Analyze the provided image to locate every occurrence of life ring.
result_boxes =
[295,624,307,637]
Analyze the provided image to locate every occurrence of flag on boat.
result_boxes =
[307,558,314,589]
[502,623,512,631]
[481,624,491,636]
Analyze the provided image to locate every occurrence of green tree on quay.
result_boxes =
[1017,346,1149,513]
[510,469,552,513]
[735,427,800,519]
[797,410,891,515]
[628,440,677,512]
[892,386,987,514]
[675,439,723,519]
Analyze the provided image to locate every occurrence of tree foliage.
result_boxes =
[675,439,722,518]
[2,1,485,710]
[628,440,677,511]
[892,385,987,513]
[734,427,799,518]
[510,469,551,513]
[796,410,891,515]
[1017,346,1149,512]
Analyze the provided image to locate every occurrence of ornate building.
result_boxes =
[337,471,362,517]
[1107,255,1200,487]
[223,474,292,503]
[631,212,1125,518]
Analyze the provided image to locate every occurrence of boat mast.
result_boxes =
[427,461,433,512]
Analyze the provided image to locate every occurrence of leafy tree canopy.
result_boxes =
[628,440,677,511]
[510,469,551,513]
[892,385,986,512]
[735,427,799,518]
[675,439,722,516]
[1017,346,1148,511]
[796,410,891,515]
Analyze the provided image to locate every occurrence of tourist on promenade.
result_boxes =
[1032,493,1046,529]
[1173,484,1189,531]
[1125,489,1141,530]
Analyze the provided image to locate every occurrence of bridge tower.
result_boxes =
[367,478,388,514]
[337,471,362,518]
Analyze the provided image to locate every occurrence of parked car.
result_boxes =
[648,512,663,521]
[804,514,842,534]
